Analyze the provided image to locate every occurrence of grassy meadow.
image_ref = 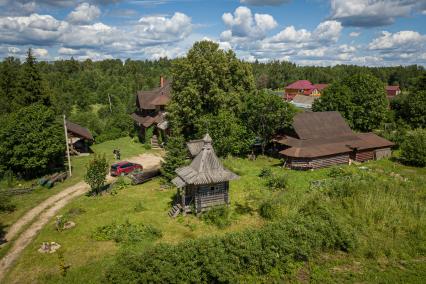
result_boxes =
[2,151,425,283]
[0,137,155,258]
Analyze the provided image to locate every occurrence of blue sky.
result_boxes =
[0,0,425,66]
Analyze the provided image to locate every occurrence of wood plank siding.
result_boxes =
[288,154,349,170]
[375,148,391,160]
[351,150,374,162]
[194,182,229,213]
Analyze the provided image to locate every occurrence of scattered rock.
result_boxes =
[38,242,61,253]
[63,221,76,230]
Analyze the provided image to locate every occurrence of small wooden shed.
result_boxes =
[171,134,238,216]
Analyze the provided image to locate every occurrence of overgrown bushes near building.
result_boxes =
[104,202,355,283]
[400,129,426,167]
[201,206,232,228]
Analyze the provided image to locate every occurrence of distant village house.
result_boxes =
[284,80,329,101]
[386,85,401,99]
[275,111,394,170]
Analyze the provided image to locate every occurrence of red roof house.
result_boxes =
[284,80,329,101]
[386,85,401,98]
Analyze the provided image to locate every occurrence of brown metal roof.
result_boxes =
[279,112,394,158]
[293,111,353,140]
[136,80,171,110]
[173,134,239,186]
[66,121,93,140]
[130,113,156,128]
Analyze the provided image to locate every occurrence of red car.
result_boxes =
[110,161,143,176]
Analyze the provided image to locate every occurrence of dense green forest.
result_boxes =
[0,46,425,179]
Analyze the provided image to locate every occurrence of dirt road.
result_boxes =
[0,153,163,281]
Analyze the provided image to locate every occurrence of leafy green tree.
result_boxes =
[313,73,388,131]
[84,154,109,194]
[16,49,49,108]
[241,91,296,153]
[0,104,64,178]
[168,40,256,138]
[391,91,426,128]
[400,129,426,167]
[196,111,252,157]
[0,57,21,114]
[161,135,188,181]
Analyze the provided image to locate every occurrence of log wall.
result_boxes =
[288,153,350,170]
[375,148,391,160]
[194,182,229,213]
[352,150,374,162]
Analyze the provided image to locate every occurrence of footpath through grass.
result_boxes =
[0,137,150,258]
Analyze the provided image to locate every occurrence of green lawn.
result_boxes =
[0,137,153,257]
[3,154,426,283]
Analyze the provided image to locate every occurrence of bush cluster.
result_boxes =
[92,220,162,243]
[265,173,288,190]
[104,203,355,283]
[201,206,232,229]
[259,200,279,220]
[400,129,426,167]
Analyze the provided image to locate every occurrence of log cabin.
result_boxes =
[171,134,239,216]
[130,76,170,145]
[276,111,394,170]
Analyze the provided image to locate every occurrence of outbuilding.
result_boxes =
[276,111,394,170]
[171,134,238,216]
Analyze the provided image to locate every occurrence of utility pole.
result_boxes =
[63,114,72,177]
[108,93,112,113]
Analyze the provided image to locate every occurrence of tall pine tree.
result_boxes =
[15,48,49,108]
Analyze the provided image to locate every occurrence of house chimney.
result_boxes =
[160,76,164,88]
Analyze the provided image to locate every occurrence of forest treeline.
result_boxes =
[1,53,425,119]
[0,46,425,178]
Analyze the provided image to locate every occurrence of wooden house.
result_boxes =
[170,134,238,216]
[130,77,171,145]
[284,80,328,101]
[65,121,94,155]
[276,112,394,170]
[386,85,401,99]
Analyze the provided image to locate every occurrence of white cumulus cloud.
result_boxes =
[67,3,101,25]
[135,12,192,43]
[330,0,425,27]
[221,6,277,40]
[368,30,425,50]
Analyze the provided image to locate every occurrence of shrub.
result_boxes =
[258,167,272,178]
[92,220,162,243]
[328,167,351,178]
[400,129,426,167]
[84,154,109,194]
[265,173,288,190]
[201,206,232,229]
[104,204,355,283]
[259,200,278,220]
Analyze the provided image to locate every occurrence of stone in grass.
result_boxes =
[63,221,76,230]
[38,242,61,253]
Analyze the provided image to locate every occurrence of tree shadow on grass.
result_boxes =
[0,223,9,245]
